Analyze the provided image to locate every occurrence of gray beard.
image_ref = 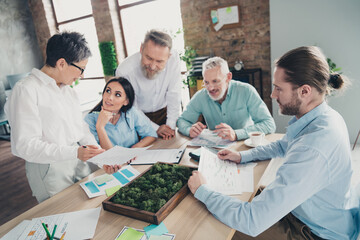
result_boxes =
[207,87,227,101]
[141,65,161,80]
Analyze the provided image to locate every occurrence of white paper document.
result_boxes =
[88,145,149,167]
[115,226,176,240]
[1,220,31,240]
[213,5,239,31]
[131,148,185,165]
[188,129,235,148]
[17,207,101,240]
[217,6,239,25]
[80,165,140,198]
[198,147,256,195]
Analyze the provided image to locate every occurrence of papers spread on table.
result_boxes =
[88,145,150,167]
[131,148,185,165]
[188,129,235,148]
[115,226,175,240]
[8,207,101,240]
[80,165,140,198]
[198,147,256,195]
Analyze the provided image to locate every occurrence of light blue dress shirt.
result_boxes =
[177,80,275,140]
[84,107,157,148]
[195,102,359,239]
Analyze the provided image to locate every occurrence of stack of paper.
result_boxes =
[2,208,101,240]
[188,129,235,148]
[198,147,256,195]
[88,145,149,167]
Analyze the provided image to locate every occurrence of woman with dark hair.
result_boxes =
[85,77,156,151]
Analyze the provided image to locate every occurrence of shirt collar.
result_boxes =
[286,101,328,139]
[31,68,58,87]
[226,80,234,97]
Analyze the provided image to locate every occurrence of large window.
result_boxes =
[118,0,185,62]
[52,0,103,79]
[51,0,105,112]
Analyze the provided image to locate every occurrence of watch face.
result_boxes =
[234,62,242,71]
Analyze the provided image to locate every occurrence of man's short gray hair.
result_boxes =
[202,56,230,76]
[143,29,172,50]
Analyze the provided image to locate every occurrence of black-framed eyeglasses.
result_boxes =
[70,63,85,75]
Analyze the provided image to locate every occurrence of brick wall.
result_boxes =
[91,0,125,63]
[28,0,57,62]
[180,0,272,112]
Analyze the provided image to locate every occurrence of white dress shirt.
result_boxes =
[5,68,98,164]
[115,50,181,129]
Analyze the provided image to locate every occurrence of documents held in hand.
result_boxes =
[198,147,257,195]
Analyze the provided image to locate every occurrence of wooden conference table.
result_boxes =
[0,133,283,240]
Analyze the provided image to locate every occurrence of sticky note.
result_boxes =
[121,169,135,178]
[211,10,218,23]
[113,172,130,185]
[105,185,121,197]
[144,222,168,238]
[85,181,100,193]
[116,227,143,240]
[226,7,232,13]
[94,174,113,186]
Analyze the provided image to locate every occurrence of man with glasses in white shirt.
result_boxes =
[116,29,181,140]
[177,56,275,141]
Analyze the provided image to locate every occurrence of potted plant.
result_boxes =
[99,41,118,82]
[180,46,197,97]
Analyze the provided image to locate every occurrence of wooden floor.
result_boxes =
[0,140,37,226]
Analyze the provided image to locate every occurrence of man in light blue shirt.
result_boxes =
[188,47,359,239]
[177,56,275,141]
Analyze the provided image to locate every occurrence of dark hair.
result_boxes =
[142,29,172,50]
[90,77,135,114]
[275,46,347,95]
[45,31,92,67]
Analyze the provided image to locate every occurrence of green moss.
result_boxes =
[111,163,193,213]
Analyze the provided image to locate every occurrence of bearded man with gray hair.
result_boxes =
[116,29,181,140]
[177,56,275,141]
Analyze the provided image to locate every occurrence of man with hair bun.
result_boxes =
[188,46,359,239]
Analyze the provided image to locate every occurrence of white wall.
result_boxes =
[270,0,360,143]
[0,0,43,89]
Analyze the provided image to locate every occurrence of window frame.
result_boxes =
[50,0,103,80]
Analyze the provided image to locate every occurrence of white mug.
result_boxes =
[249,131,265,146]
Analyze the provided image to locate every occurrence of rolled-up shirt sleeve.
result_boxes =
[194,145,329,237]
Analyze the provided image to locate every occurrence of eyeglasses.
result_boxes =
[202,77,225,88]
[70,63,85,75]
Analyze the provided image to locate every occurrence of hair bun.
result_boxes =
[328,73,343,89]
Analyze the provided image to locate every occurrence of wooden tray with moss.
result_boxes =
[102,162,195,224]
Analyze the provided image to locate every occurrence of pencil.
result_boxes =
[50,224,57,240]
[60,231,66,240]
[41,221,51,239]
